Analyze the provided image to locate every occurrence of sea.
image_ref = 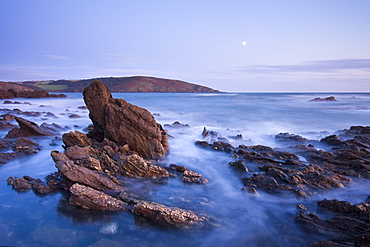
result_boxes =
[0,92,369,246]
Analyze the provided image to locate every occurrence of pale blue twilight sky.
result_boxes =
[1,0,369,92]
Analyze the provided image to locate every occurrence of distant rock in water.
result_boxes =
[309,96,337,102]
[83,80,169,160]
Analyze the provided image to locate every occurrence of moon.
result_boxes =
[242,41,247,46]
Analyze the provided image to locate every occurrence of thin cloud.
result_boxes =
[40,54,69,60]
[240,58,370,73]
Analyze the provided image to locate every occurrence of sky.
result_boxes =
[0,0,370,92]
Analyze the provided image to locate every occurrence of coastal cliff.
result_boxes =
[4,76,221,93]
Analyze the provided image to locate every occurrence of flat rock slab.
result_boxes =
[133,201,209,229]
[69,183,129,211]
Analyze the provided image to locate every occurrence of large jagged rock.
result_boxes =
[69,183,129,211]
[83,80,169,160]
[51,150,124,192]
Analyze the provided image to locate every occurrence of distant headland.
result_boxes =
[1,76,221,93]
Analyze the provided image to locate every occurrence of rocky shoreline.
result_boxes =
[2,81,369,246]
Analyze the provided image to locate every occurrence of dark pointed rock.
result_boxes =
[5,117,58,138]
[83,80,169,159]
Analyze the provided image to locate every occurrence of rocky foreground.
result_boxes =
[2,81,370,246]
[6,80,211,230]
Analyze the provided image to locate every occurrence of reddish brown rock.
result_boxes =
[69,183,129,211]
[168,164,208,184]
[62,131,93,148]
[182,169,208,184]
[120,154,169,178]
[5,117,58,138]
[82,80,169,159]
[133,201,209,229]
[51,150,124,192]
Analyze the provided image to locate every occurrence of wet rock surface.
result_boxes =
[168,164,208,184]
[69,183,129,211]
[6,173,66,194]
[31,225,77,247]
[296,197,370,246]
[133,201,210,229]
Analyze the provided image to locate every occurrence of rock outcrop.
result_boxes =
[133,201,209,229]
[296,198,370,246]
[69,183,129,211]
[196,126,370,198]
[0,137,40,164]
[309,96,337,102]
[51,150,124,192]
[83,80,169,160]
[5,117,63,138]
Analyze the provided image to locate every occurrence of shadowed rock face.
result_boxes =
[83,80,169,160]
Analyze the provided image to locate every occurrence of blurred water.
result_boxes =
[0,93,369,246]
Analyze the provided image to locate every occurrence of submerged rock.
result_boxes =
[99,222,119,235]
[83,80,169,159]
[32,225,77,247]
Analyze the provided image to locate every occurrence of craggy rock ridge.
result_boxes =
[7,81,210,230]
[83,80,169,160]
[296,198,370,246]
[195,126,370,244]
[196,126,370,198]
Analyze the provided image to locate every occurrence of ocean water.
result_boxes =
[0,93,369,246]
